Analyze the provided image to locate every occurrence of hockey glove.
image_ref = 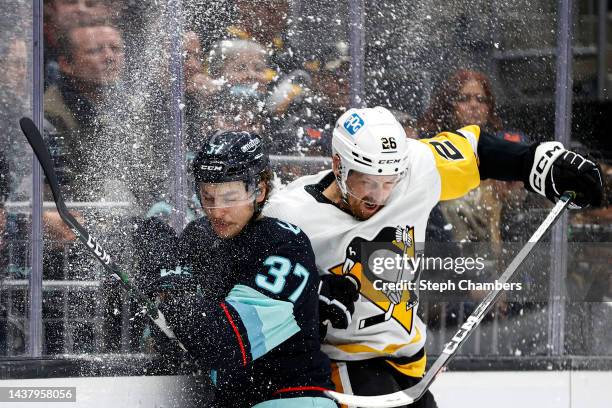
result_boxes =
[154,265,197,296]
[528,142,604,208]
[318,273,360,336]
[131,216,185,297]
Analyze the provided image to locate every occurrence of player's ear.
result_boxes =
[255,180,266,204]
[332,154,342,178]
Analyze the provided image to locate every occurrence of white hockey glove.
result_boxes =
[528,142,604,208]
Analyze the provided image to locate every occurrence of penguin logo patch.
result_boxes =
[329,226,420,335]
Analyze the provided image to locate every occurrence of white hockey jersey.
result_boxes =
[263,125,481,377]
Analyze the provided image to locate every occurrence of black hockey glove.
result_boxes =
[154,265,197,296]
[131,216,186,297]
[527,142,604,208]
[318,274,360,338]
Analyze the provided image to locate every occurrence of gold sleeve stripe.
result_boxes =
[419,125,481,201]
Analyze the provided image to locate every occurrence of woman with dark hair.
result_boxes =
[418,69,502,135]
[418,70,548,341]
[418,69,534,245]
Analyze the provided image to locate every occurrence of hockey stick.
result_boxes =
[326,192,574,407]
[19,117,187,352]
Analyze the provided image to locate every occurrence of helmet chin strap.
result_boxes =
[334,158,351,208]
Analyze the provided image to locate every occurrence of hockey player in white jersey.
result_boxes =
[263,106,603,407]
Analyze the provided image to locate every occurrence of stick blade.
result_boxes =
[326,389,416,408]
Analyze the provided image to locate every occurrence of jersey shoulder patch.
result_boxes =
[275,220,302,235]
[257,217,310,249]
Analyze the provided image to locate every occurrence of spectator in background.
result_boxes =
[43,0,120,88]
[207,39,272,97]
[44,23,127,202]
[202,39,270,137]
[229,0,296,73]
[266,41,352,156]
[417,69,549,341]
[2,34,27,98]
[305,41,351,121]
[418,69,523,247]
[184,31,215,98]
[418,69,502,134]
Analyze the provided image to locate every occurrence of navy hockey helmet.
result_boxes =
[193,131,270,209]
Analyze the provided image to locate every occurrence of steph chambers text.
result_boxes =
[373,279,523,292]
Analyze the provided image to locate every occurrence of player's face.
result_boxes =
[453,79,490,127]
[199,181,262,239]
[345,170,400,220]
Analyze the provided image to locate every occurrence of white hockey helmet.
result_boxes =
[332,106,410,203]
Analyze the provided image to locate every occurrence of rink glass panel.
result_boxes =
[360,0,612,361]
[0,1,33,357]
[32,0,351,356]
[1,0,608,367]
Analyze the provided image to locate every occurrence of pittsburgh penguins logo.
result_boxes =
[329,226,420,335]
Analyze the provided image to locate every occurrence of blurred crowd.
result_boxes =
[0,0,611,357]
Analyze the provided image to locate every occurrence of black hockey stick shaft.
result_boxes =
[19,117,187,352]
[414,192,574,395]
[327,192,574,407]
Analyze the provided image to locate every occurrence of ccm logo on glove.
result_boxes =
[529,142,604,208]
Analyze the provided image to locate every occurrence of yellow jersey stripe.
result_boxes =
[385,354,427,378]
[419,125,481,201]
[334,326,422,355]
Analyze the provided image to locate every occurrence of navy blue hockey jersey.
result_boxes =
[161,216,333,407]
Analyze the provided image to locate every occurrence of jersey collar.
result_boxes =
[304,171,355,218]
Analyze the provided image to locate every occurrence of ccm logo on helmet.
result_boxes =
[200,165,224,171]
[343,113,365,136]
[378,159,401,164]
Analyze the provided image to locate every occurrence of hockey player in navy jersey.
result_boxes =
[263,106,604,407]
[155,131,336,408]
